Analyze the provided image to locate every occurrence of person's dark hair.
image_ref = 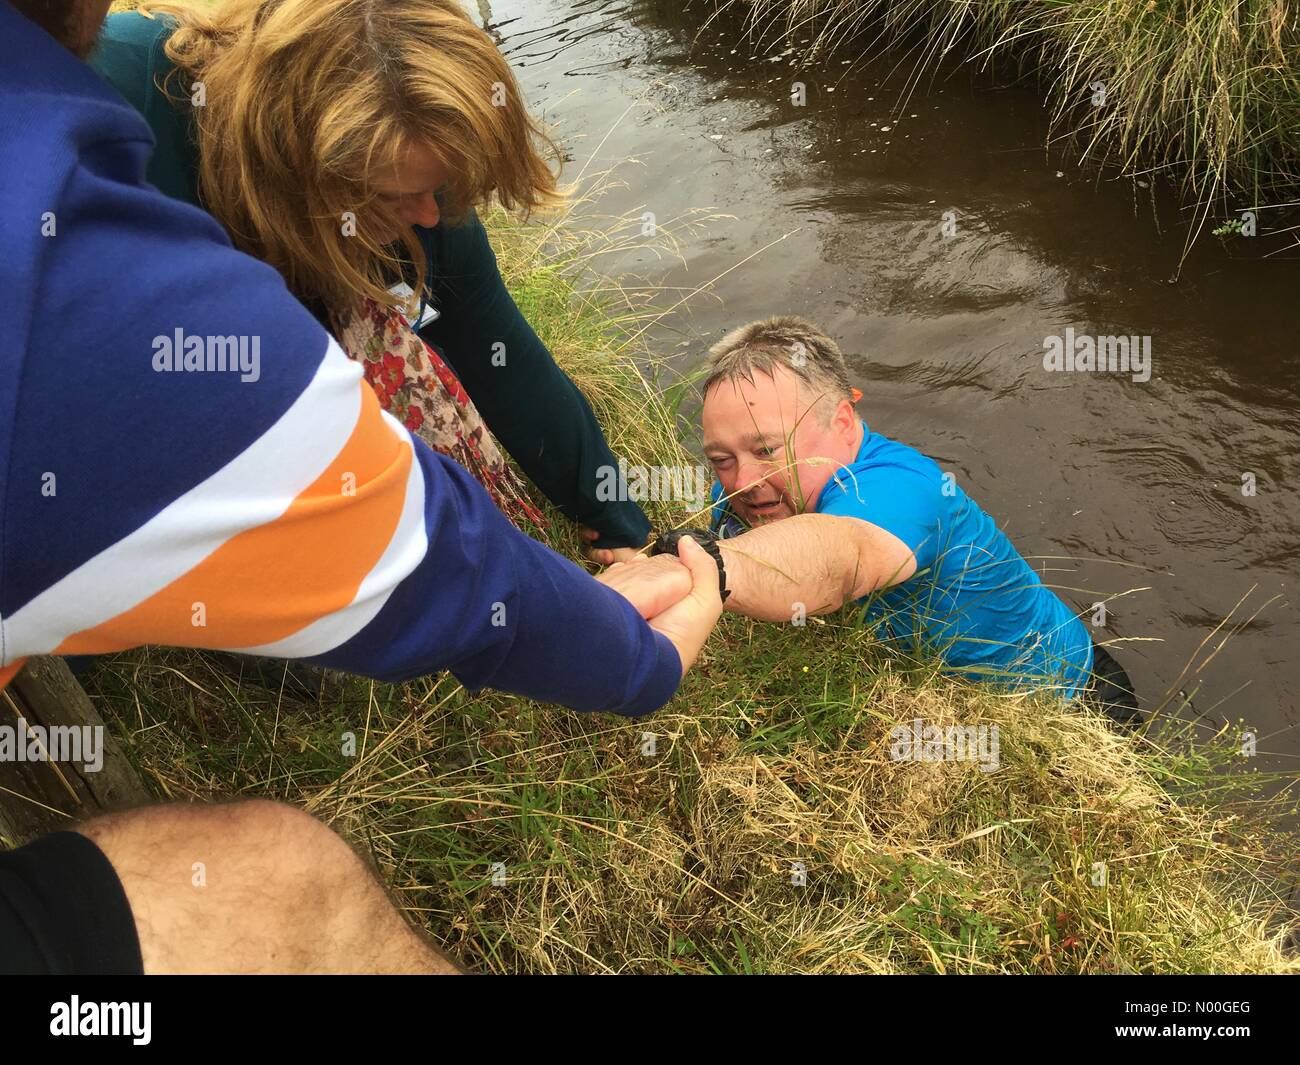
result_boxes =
[11,0,103,56]
[11,1,76,44]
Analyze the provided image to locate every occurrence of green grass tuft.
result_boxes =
[81,199,1298,973]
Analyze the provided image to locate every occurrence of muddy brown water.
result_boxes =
[486,0,1298,772]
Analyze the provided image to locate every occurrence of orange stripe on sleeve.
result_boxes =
[55,387,412,654]
[0,660,24,692]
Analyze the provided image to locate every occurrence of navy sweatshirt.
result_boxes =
[0,1,680,715]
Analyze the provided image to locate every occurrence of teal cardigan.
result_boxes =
[90,10,650,550]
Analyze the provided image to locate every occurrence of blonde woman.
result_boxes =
[92,0,650,559]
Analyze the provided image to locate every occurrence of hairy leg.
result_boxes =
[76,799,464,974]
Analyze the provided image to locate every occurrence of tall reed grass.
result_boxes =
[706,0,1299,238]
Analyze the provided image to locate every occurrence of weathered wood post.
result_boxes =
[0,656,152,846]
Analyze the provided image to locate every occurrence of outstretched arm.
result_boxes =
[718,514,918,622]
[4,141,694,716]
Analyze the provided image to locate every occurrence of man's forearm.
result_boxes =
[717,514,877,622]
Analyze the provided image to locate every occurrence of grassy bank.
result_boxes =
[81,204,1299,974]
[706,0,1299,226]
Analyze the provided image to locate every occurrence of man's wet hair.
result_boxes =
[702,315,853,421]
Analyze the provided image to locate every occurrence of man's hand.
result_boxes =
[595,552,691,620]
[644,535,724,678]
[581,526,649,566]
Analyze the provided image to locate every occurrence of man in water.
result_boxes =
[684,316,1138,718]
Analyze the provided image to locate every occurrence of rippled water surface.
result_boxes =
[486,0,1299,763]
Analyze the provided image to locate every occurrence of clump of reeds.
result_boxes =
[707,0,1299,235]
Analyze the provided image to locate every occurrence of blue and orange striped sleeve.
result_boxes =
[0,30,681,716]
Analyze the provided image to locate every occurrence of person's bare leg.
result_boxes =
[75,799,464,974]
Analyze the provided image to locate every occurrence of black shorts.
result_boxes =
[0,830,143,975]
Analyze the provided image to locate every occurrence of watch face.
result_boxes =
[653,528,720,557]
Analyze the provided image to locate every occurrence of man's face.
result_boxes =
[702,363,860,528]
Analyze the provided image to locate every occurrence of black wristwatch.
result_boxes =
[649,527,730,602]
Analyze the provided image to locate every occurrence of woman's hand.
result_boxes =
[593,541,721,677]
[594,553,689,619]
[581,526,650,566]
[643,536,724,677]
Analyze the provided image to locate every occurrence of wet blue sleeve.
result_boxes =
[817,462,944,573]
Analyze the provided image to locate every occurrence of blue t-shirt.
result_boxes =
[711,422,1094,698]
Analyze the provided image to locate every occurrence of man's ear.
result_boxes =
[833,397,857,438]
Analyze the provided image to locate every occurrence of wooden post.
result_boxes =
[0,656,152,846]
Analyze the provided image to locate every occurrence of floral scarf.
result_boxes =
[331,299,546,531]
